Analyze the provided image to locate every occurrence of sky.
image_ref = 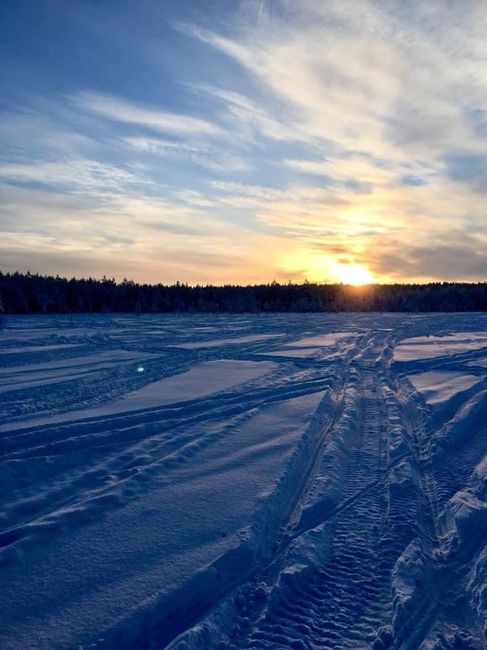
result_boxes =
[0,0,486,285]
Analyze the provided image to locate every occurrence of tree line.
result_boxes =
[0,272,486,314]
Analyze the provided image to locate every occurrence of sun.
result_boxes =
[332,262,375,286]
[279,249,377,286]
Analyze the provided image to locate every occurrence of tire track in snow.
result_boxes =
[391,377,487,649]
[172,330,483,650]
[169,333,418,649]
[242,369,396,650]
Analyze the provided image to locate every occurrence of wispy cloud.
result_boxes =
[0,178,289,284]
[1,2,486,283]
[71,90,224,137]
[122,135,251,173]
[185,82,309,144]
[179,2,487,281]
[0,159,140,193]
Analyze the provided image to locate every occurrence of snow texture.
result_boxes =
[1,312,486,649]
[408,371,479,404]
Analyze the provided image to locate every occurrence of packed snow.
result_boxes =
[394,332,487,361]
[264,347,322,358]
[1,312,486,649]
[408,371,480,404]
[284,333,351,347]
[169,334,282,349]
[2,359,276,430]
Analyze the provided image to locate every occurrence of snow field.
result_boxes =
[0,312,486,649]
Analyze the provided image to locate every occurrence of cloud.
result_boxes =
[186,2,487,163]
[283,155,398,188]
[367,232,487,282]
[0,159,141,193]
[181,3,487,282]
[0,182,291,285]
[122,135,251,173]
[0,108,94,155]
[1,2,486,284]
[185,82,309,144]
[71,90,223,137]
[400,175,427,187]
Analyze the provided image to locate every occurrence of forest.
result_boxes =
[0,271,486,314]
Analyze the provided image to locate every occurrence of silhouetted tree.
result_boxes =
[0,272,486,314]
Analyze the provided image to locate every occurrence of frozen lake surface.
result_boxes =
[1,312,486,649]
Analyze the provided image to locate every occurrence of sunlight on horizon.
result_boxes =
[331,262,376,286]
[280,249,379,286]
[0,2,485,284]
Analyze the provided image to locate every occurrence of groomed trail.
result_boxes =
[1,313,486,650]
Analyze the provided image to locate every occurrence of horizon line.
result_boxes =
[1,269,486,289]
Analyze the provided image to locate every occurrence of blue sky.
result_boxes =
[1,0,486,284]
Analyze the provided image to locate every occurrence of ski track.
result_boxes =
[1,313,486,650]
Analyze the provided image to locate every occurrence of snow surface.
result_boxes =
[285,332,350,347]
[408,371,480,404]
[469,357,487,368]
[1,313,487,649]
[395,332,487,361]
[0,350,160,396]
[0,343,81,354]
[2,359,276,430]
[169,334,282,349]
[264,347,322,358]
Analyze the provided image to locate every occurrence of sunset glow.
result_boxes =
[0,2,485,284]
[331,263,375,286]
